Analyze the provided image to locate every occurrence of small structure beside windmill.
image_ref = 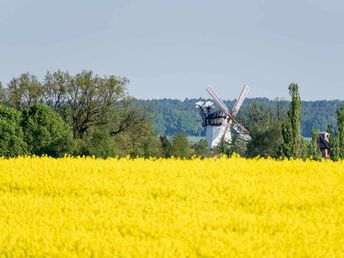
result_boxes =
[318,132,331,159]
[196,85,251,148]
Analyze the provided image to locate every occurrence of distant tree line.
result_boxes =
[136,83,344,160]
[1,72,344,160]
[135,97,343,138]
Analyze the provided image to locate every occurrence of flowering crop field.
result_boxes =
[0,156,344,257]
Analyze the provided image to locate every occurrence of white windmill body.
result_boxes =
[196,85,251,149]
[205,119,232,149]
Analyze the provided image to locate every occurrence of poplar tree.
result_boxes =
[336,104,344,159]
[281,83,303,158]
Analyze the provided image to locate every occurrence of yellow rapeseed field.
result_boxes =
[0,156,343,257]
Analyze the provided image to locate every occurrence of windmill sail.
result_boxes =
[206,86,230,116]
[231,84,249,117]
[232,122,251,141]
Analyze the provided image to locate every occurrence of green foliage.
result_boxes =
[281,83,304,158]
[231,139,248,157]
[0,83,6,103]
[134,98,342,139]
[74,111,161,159]
[192,139,210,157]
[326,125,338,160]
[113,121,161,158]
[1,71,158,158]
[170,134,191,158]
[215,140,234,157]
[335,104,344,159]
[6,73,41,110]
[43,70,128,139]
[243,102,284,158]
[134,99,203,136]
[20,104,74,157]
[280,122,292,157]
[141,136,162,158]
[5,71,129,139]
[159,136,172,158]
[75,128,117,158]
[0,104,27,157]
[2,71,344,159]
[308,129,322,161]
[247,126,283,158]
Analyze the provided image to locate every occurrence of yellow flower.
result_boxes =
[0,156,343,257]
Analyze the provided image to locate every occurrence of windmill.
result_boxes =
[196,84,251,148]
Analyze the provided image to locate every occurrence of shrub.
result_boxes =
[0,104,27,157]
[20,104,74,157]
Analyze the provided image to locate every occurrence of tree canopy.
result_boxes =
[20,104,74,157]
[0,104,27,157]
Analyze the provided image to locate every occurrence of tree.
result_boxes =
[281,83,305,158]
[6,73,42,110]
[0,104,27,157]
[192,138,210,157]
[160,136,172,158]
[308,128,322,160]
[141,136,162,158]
[2,70,160,158]
[111,116,161,158]
[243,102,283,158]
[42,70,128,139]
[20,104,74,157]
[335,104,344,159]
[76,128,117,158]
[170,134,190,158]
[215,140,234,157]
[0,83,6,104]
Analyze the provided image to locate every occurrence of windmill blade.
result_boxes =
[212,118,232,147]
[222,119,232,143]
[232,122,251,141]
[206,85,230,116]
[231,84,249,117]
[233,121,250,135]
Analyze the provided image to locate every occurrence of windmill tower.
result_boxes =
[196,85,251,148]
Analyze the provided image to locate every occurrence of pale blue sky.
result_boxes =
[1,0,344,100]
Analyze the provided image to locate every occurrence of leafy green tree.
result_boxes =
[160,136,172,158]
[281,83,304,158]
[112,119,161,158]
[76,128,117,158]
[215,140,234,157]
[6,73,42,110]
[170,134,190,158]
[0,83,6,104]
[247,126,283,158]
[0,104,27,157]
[192,138,210,157]
[231,138,248,157]
[244,102,283,158]
[20,104,74,157]
[141,136,162,158]
[42,70,128,139]
[335,104,344,159]
[308,128,322,160]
